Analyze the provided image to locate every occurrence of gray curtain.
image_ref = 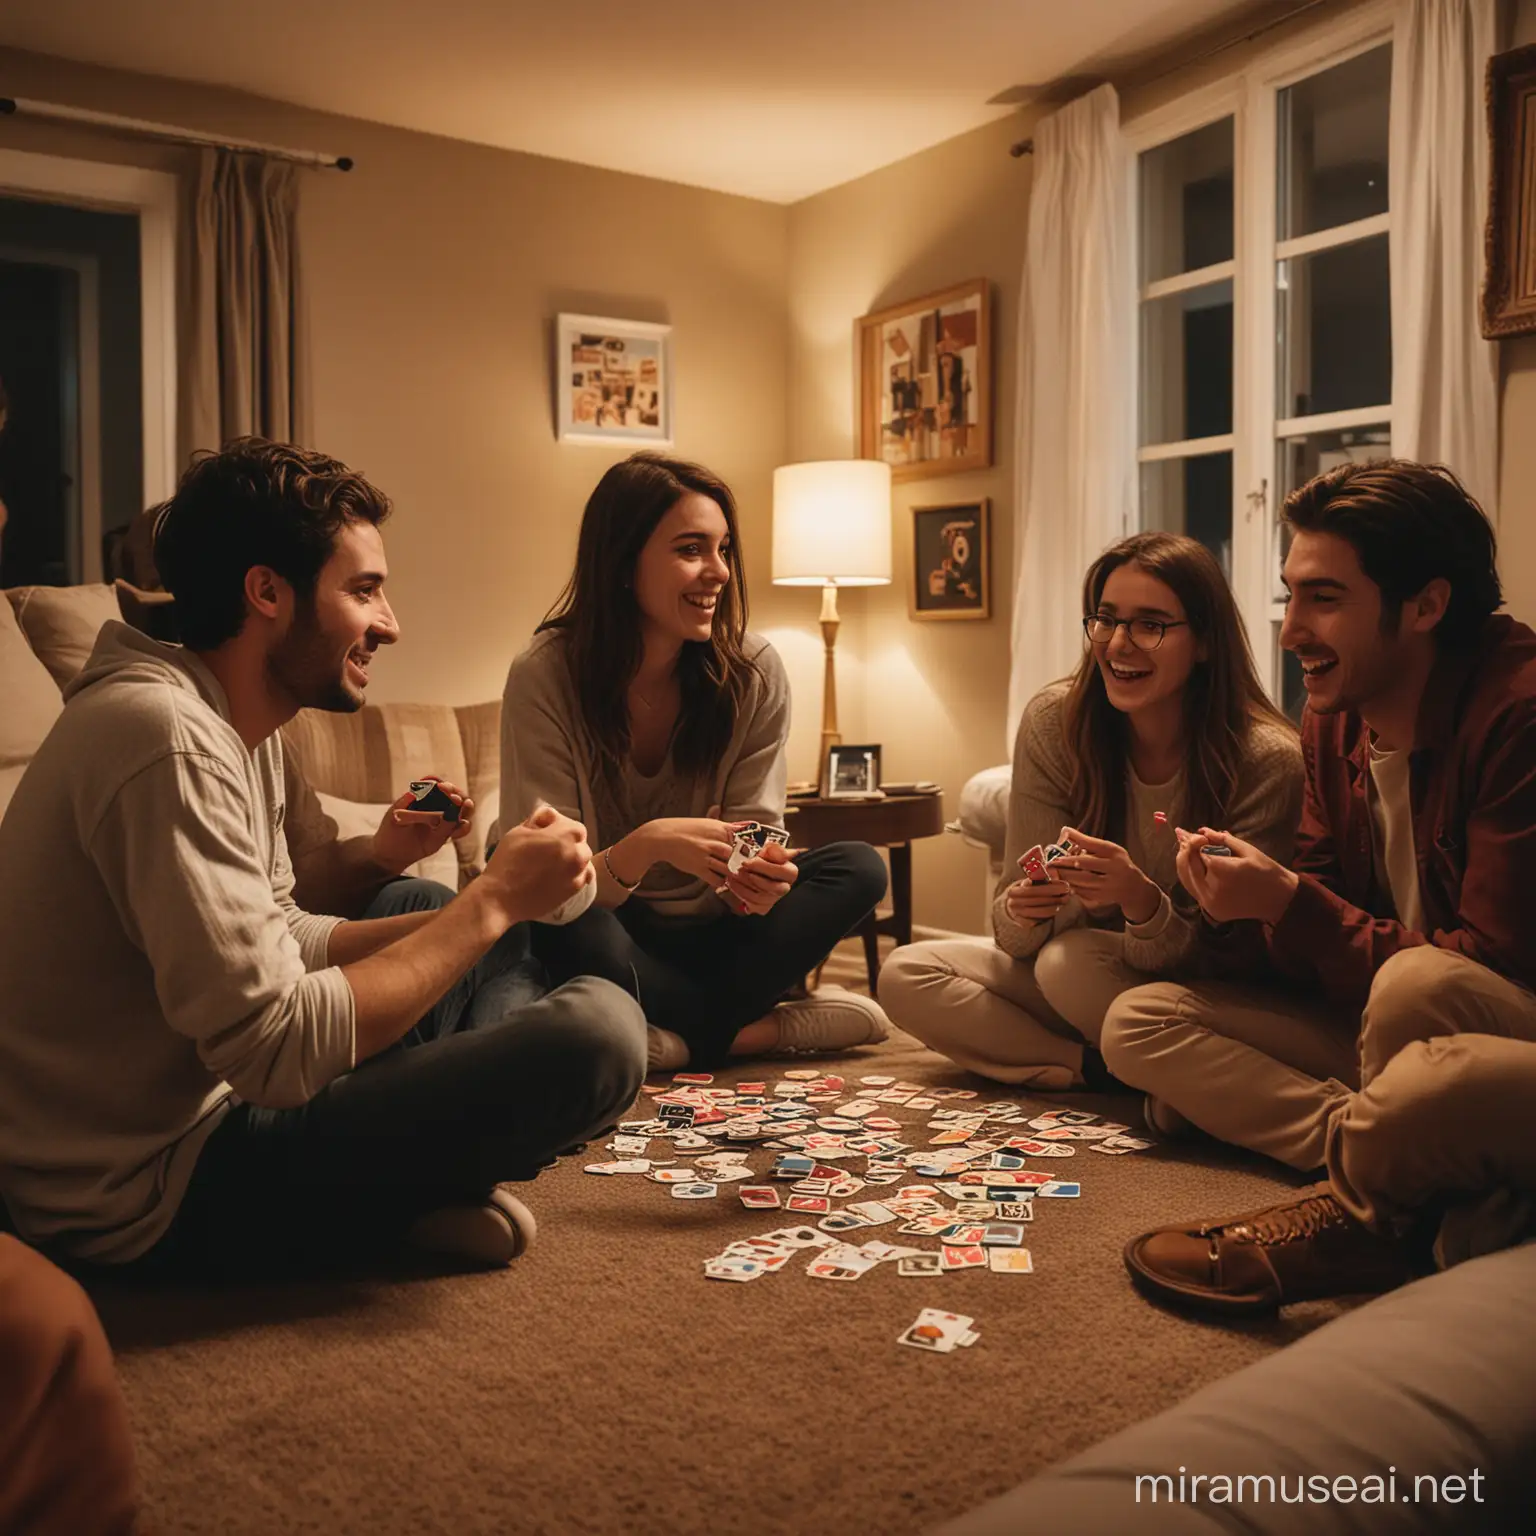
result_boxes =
[178,147,310,463]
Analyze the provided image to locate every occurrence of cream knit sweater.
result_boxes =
[993,681,1304,973]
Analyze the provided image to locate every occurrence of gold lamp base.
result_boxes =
[817,581,841,792]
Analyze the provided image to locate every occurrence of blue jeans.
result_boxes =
[140,881,646,1279]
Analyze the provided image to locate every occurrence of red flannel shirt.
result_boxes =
[1251,615,1536,1007]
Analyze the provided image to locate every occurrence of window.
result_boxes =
[1131,11,1394,718]
[1136,118,1236,573]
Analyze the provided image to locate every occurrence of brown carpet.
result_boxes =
[94,974,1352,1536]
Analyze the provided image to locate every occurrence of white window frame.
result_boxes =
[0,149,179,517]
[1126,0,1396,698]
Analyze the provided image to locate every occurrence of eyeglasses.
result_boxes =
[1082,614,1190,651]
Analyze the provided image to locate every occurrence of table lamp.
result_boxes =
[771,460,892,784]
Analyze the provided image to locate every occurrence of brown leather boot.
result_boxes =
[1123,1182,1417,1316]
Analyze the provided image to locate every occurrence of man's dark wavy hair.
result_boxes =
[1282,459,1501,645]
[153,437,391,649]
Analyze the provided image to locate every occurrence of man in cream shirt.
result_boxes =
[0,438,643,1275]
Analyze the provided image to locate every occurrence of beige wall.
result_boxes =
[785,111,1038,933]
[0,47,800,724]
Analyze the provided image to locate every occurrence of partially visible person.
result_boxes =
[501,452,890,1073]
[1103,460,1536,1171]
[0,1236,139,1535]
[0,438,645,1278]
[879,532,1302,1089]
[1124,1031,1536,1315]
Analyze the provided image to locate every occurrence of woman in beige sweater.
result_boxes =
[502,453,890,1072]
[879,531,1303,1091]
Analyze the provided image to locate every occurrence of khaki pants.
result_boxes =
[877,929,1153,1089]
[1329,1033,1536,1260]
[1102,945,1536,1173]
[0,1236,139,1536]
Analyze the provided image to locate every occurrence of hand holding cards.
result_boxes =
[718,821,796,916]
[392,777,462,825]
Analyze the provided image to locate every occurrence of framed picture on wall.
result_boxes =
[1483,44,1536,338]
[910,498,991,621]
[857,278,991,481]
[555,314,673,443]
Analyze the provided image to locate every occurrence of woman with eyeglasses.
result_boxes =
[879,531,1302,1089]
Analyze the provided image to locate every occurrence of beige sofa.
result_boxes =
[1,582,500,890]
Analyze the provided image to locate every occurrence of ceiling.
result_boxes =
[1,0,1264,203]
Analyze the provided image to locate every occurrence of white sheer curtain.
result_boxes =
[1390,0,1498,517]
[1007,84,1136,746]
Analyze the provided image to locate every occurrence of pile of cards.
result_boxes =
[898,1308,980,1354]
[1018,833,1084,886]
[577,1066,1159,1306]
[727,821,790,874]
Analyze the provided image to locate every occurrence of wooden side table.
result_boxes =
[783,791,946,992]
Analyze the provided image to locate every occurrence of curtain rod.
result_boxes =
[1009,0,1335,156]
[0,96,353,170]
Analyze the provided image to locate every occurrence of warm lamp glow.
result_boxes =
[771,460,892,587]
[770,460,892,788]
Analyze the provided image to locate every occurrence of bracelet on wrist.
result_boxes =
[603,845,643,892]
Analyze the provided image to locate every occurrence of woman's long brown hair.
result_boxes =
[538,452,760,793]
[1061,531,1294,839]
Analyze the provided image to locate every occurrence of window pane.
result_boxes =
[1276,235,1390,418]
[1275,624,1306,722]
[1277,422,1392,498]
[1278,44,1390,239]
[1140,279,1233,445]
[1273,423,1391,598]
[1139,118,1235,283]
[1140,452,1232,573]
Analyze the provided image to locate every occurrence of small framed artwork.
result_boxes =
[910,498,991,621]
[824,742,883,799]
[555,313,673,443]
[858,278,991,482]
[1483,45,1536,337]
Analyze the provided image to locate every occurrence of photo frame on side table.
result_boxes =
[1483,44,1536,338]
[910,499,990,621]
[857,279,991,482]
[555,313,673,443]
[824,743,882,800]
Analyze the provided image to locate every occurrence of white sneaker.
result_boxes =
[406,1188,537,1268]
[646,1026,690,1074]
[771,986,891,1054]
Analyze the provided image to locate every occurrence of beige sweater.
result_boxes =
[500,630,789,920]
[993,681,1304,972]
[0,625,354,1263]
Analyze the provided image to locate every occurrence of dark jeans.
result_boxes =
[531,840,888,1067]
[137,885,647,1280]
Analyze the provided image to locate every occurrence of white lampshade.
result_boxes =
[771,460,892,587]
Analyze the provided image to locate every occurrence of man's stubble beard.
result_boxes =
[268,600,363,715]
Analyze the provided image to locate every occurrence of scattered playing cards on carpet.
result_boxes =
[579,1063,1154,1345]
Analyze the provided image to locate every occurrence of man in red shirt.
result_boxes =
[1102,460,1536,1313]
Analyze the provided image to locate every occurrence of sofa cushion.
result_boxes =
[5,583,122,688]
[0,594,63,806]
[315,792,461,892]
